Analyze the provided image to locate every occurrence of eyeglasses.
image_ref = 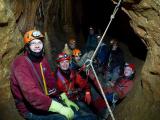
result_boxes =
[30,40,43,46]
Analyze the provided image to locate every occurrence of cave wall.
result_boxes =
[0,0,74,120]
[113,0,160,120]
[0,0,23,120]
[0,0,160,120]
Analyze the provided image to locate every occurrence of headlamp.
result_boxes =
[32,31,41,37]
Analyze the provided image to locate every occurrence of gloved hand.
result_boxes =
[85,91,91,104]
[60,93,79,111]
[49,100,74,120]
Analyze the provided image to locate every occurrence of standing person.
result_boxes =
[10,30,74,120]
[84,27,97,53]
[55,52,97,120]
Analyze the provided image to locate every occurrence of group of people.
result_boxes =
[10,28,136,120]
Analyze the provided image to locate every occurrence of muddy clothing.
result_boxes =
[10,53,57,118]
[56,68,90,101]
[56,68,97,120]
[103,76,134,99]
[113,77,134,98]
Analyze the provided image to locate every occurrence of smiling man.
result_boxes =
[10,30,74,120]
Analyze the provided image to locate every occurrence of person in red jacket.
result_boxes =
[55,52,97,120]
[10,30,74,120]
[105,63,135,100]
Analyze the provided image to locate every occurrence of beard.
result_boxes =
[25,45,44,62]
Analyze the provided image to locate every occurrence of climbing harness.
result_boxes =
[25,57,47,95]
[40,62,49,95]
[83,0,123,120]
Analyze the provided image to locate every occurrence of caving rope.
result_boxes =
[83,0,123,120]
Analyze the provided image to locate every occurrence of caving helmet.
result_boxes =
[23,30,44,45]
[56,52,71,63]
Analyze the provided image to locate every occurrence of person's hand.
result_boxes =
[85,91,91,104]
[60,93,79,111]
[49,100,74,120]
[59,106,74,120]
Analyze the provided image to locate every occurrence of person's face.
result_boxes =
[29,39,43,53]
[89,29,94,35]
[112,43,118,51]
[124,66,133,77]
[69,40,76,49]
[74,56,81,62]
[96,35,101,42]
[59,60,70,70]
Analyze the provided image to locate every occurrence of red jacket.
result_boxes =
[10,54,56,117]
[103,78,134,99]
[56,68,90,100]
[114,78,134,98]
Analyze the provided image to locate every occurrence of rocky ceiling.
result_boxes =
[0,0,160,120]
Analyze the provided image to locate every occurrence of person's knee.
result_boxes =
[50,114,67,120]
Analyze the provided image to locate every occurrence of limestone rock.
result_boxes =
[113,0,160,119]
[0,0,23,120]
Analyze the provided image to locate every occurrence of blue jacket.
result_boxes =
[97,43,109,65]
[85,35,97,52]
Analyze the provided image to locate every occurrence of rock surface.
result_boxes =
[0,0,160,120]
[0,0,23,120]
[113,0,160,120]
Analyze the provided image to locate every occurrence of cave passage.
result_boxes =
[72,0,147,60]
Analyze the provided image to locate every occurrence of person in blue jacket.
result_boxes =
[96,35,110,67]
[84,27,98,52]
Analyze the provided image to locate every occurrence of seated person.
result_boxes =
[70,49,111,119]
[105,39,125,83]
[104,63,135,103]
[70,49,82,70]
[84,27,98,53]
[63,36,77,56]
[10,30,74,120]
[55,52,97,120]
[96,35,110,71]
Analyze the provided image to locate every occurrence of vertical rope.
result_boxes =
[84,1,123,119]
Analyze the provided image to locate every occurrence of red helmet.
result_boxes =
[56,52,71,62]
[125,63,135,72]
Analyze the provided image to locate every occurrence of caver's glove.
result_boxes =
[49,100,74,120]
[85,91,91,104]
[60,92,79,111]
